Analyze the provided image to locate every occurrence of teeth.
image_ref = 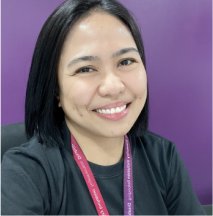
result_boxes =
[96,105,126,114]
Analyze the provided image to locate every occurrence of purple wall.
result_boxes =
[2,0,212,204]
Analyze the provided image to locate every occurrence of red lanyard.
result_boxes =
[71,135,134,215]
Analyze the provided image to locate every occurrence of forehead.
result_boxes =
[60,11,136,57]
[69,11,132,37]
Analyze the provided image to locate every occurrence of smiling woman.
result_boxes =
[58,12,147,151]
[1,0,205,215]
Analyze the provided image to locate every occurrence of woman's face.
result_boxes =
[58,12,147,139]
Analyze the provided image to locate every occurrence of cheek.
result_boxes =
[69,81,93,106]
[59,79,95,108]
[124,69,147,97]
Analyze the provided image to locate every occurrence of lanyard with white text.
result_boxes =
[71,134,134,216]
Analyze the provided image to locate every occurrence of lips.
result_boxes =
[95,104,126,114]
[92,101,130,112]
[92,102,131,121]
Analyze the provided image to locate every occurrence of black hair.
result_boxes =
[25,0,149,146]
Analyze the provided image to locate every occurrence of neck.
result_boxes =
[68,125,124,166]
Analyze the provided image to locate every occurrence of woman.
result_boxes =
[1,0,205,215]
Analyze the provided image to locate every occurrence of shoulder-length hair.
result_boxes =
[25,0,149,146]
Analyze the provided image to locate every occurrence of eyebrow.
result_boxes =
[112,47,139,58]
[67,47,139,68]
[67,56,98,68]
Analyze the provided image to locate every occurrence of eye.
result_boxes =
[119,58,136,67]
[75,66,96,74]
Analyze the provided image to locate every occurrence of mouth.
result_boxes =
[92,102,131,120]
[94,103,129,114]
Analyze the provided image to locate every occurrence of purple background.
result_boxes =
[2,0,212,204]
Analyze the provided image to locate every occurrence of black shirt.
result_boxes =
[1,126,205,215]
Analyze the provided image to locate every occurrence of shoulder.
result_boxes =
[2,136,66,184]
[2,136,67,214]
[2,137,61,165]
[140,130,174,145]
[132,131,182,178]
[134,130,177,158]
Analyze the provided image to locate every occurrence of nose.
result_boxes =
[98,73,125,98]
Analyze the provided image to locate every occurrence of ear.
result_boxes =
[55,87,61,107]
[56,96,62,107]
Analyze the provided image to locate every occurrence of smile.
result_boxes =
[95,105,126,114]
[93,103,130,121]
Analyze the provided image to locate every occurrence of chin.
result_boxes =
[101,127,132,138]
